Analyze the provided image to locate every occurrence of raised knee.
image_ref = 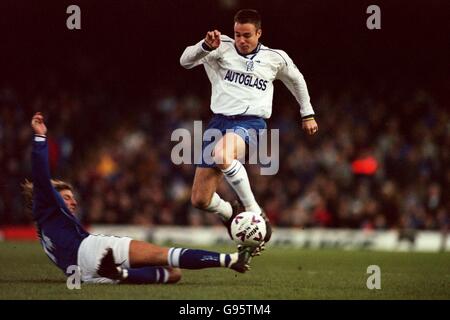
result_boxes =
[167,268,182,284]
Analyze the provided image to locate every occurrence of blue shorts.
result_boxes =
[197,114,267,168]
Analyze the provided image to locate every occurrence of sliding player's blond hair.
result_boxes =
[22,179,74,210]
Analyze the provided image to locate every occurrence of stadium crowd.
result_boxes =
[1,81,449,232]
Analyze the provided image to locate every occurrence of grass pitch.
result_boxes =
[0,241,449,300]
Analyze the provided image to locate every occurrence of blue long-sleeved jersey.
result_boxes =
[31,135,89,274]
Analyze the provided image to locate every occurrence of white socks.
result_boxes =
[221,160,261,214]
[205,192,233,221]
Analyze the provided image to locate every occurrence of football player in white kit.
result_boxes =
[180,9,318,247]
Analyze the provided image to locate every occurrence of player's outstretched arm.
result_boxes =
[180,30,221,69]
[30,112,61,214]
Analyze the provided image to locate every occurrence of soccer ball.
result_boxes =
[230,211,266,247]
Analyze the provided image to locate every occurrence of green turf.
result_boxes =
[0,241,448,299]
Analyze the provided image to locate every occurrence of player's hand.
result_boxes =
[204,30,221,50]
[302,118,318,135]
[31,112,47,136]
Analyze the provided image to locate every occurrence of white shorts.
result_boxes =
[77,234,132,284]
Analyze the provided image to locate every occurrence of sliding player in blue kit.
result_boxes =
[24,112,253,284]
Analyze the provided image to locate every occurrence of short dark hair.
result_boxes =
[234,9,261,29]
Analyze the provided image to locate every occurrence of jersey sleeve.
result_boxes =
[180,38,222,69]
[31,135,65,212]
[275,50,315,118]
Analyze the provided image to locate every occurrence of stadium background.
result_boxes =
[1,0,448,232]
[1,0,449,300]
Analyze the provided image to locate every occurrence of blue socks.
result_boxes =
[122,266,170,284]
[118,248,238,284]
[167,248,233,269]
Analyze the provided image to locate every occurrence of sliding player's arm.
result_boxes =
[30,113,63,215]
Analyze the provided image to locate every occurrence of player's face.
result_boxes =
[60,189,78,214]
[234,23,261,55]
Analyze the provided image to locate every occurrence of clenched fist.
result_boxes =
[204,30,221,50]
[31,112,47,136]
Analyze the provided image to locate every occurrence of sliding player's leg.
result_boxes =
[96,239,253,284]
[128,240,251,272]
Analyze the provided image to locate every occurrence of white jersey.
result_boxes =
[180,35,315,119]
